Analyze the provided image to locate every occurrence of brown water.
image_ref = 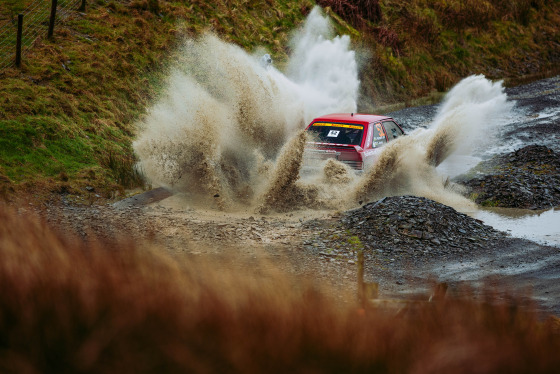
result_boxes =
[472,207,560,247]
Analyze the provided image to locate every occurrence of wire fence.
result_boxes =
[0,0,83,69]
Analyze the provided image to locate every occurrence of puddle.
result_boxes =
[472,207,560,247]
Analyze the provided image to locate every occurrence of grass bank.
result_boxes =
[0,0,558,198]
[318,0,560,108]
[0,0,314,199]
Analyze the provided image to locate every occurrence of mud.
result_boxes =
[4,7,560,368]
[135,2,510,216]
[256,131,318,213]
[140,76,560,314]
[377,75,560,313]
[34,188,560,316]
[37,199,358,298]
[389,76,560,159]
[5,205,560,373]
[298,75,509,213]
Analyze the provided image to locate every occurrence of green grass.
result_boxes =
[0,118,93,180]
[0,0,314,196]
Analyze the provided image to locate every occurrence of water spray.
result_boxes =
[134,7,511,214]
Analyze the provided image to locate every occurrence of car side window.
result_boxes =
[383,121,404,141]
[371,122,388,148]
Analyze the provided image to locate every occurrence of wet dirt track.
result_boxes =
[42,75,560,316]
[384,74,560,314]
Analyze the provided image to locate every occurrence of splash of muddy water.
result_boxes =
[353,76,512,210]
[256,75,511,212]
[134,7,511,213]
[134,7,358,210]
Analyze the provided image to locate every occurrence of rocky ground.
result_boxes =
[458,145,560,209]
[28,186,559,315]
[301,195,506,277]
[35,197,361,298]
[341,196,505,259]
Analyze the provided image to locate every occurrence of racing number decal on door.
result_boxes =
[375,123,385,138]
[372,123,388,148]
[327,130,340,137]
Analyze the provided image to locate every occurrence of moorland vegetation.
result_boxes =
[0,0,558,196]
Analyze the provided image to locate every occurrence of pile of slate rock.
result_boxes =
[341,195,505,261]
[460,145,560,210]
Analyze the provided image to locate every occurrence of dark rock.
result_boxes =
[341,196,504,262]
[411,230,423,239]
[459,145,560,209]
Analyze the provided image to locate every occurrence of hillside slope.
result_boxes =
[0,0,558,198]
[0,0,314,199]
[320,0,560,107]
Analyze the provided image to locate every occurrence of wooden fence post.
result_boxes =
[15,14,23,67]
[357,249,365,305]
[48,0,58,39]
[79,0,86,12]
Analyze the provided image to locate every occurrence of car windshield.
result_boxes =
[307,122,364,145]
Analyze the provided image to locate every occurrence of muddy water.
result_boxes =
[133,8,367,216]
[472,207,560,247]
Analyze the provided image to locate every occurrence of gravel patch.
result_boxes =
[459,145,560,209]
[299,195,507,275]
[340,195,505,261]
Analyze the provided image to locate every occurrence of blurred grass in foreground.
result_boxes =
[0,205,559,373]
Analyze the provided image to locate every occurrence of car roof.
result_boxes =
[311,113,392,124]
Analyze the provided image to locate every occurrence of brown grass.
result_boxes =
[330,0,559,105]
[317,0,382,29]
[0,205,560,373]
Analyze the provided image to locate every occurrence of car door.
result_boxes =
[362,122,387,169]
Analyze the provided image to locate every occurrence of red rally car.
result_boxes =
[303,113,405,171]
